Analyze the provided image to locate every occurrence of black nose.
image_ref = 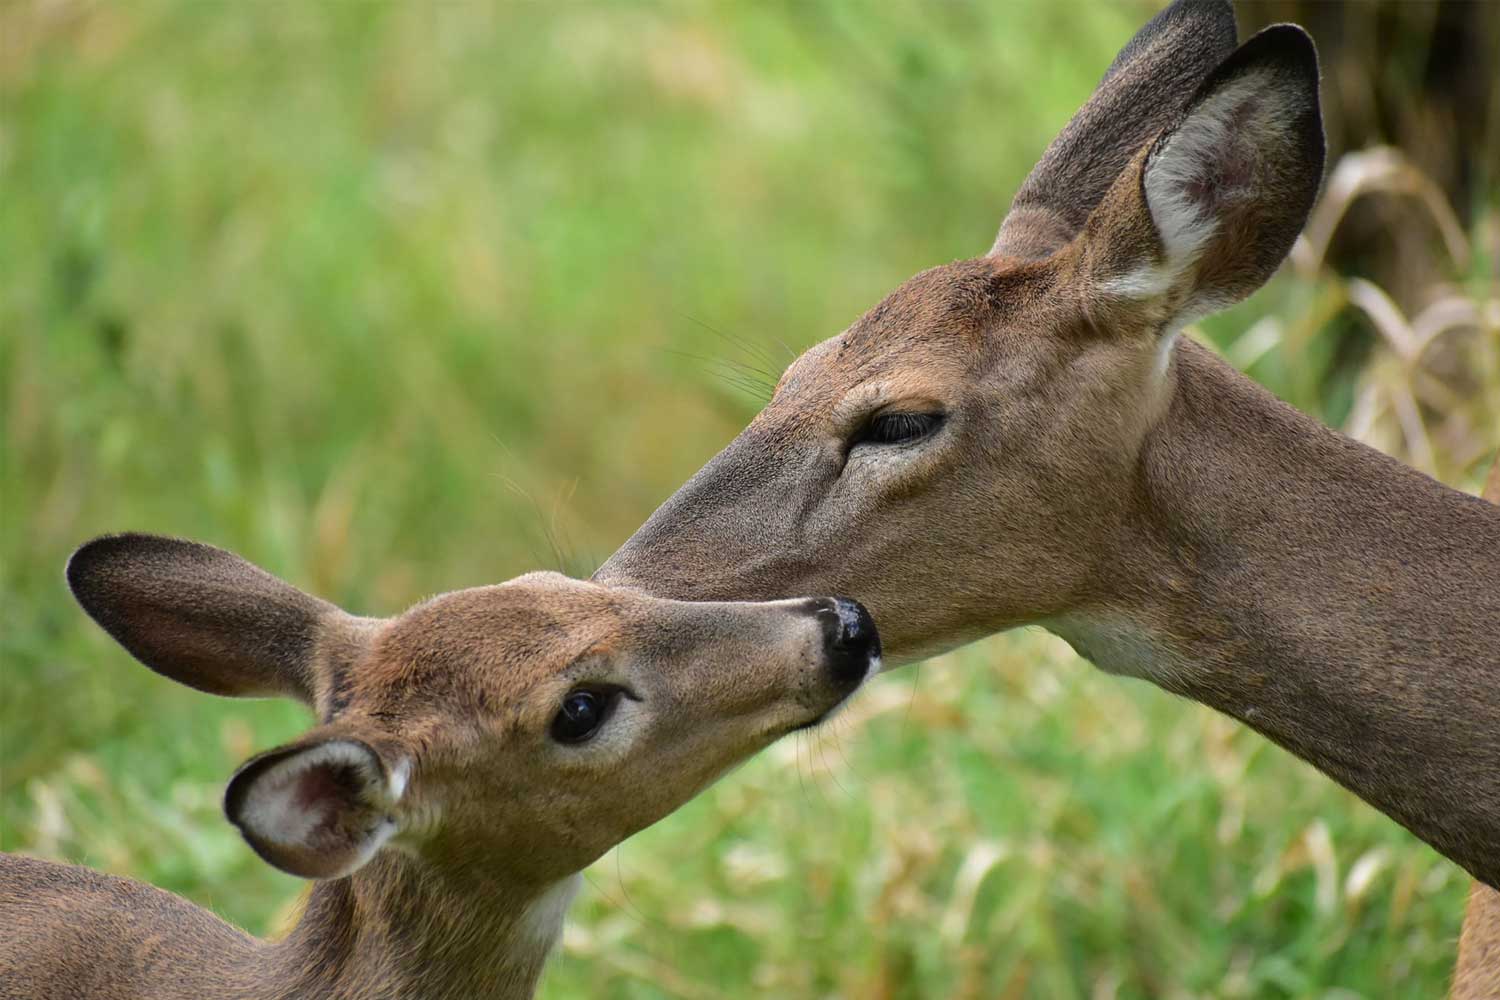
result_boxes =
[818,597,881,686]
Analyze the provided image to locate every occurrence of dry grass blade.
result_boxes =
[1344,277,1417,363]
[1292,147,1472,276]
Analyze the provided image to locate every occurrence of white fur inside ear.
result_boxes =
[386,756,412,801]
[238,740,402,876]
[1098,263,1174,301]
[1145,69,1283,271]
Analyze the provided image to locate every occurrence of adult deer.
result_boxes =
[594,0,1500,986]
[0,534,879,999]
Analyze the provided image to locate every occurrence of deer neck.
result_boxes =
[266,854,580,1000]
[1048,339,1500,887]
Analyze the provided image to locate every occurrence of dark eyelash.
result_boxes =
[856,412,944,447]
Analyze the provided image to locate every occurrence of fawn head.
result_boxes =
[67,534,878,885]
[597,1,1325,662]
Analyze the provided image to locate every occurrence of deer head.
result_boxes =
[66,533,879,887]
[596,3,1325,665]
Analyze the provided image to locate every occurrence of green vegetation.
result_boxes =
[4,2,1495,997]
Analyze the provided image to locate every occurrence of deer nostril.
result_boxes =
[819,597,881,685]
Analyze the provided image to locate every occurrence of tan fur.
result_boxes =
[1451,462,1500,999]
[1456,888,1500,999]
[595,0,1500,980]
[2,535,875,999]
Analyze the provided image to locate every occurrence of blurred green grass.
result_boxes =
[3,2,1496,998]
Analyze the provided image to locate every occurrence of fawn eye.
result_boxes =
[855,411,944,447]
[550,687,621,744]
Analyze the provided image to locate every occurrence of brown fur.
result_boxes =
[2,535,874,999]
[594,0,1500,982]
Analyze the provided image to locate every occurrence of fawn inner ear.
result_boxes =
[225,737,408,880]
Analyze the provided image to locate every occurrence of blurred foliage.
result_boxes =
[2,2,1496,998]
[1242,0,1497,220]
[1238,0,1500,453]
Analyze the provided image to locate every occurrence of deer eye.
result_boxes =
[550,687,622,744]
[855,411,944,447]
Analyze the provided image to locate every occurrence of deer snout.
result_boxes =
[813,597,881,687]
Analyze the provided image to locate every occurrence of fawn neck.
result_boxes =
[1050,340,1500,887]
[265,855,579,1000]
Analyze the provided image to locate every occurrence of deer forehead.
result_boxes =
[359,581,629,709]
[766,271,987,412]
[766,257,1090,420]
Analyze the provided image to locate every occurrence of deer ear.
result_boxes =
[67,533,366,705]
[1081,25,1325,329]
[991,0,1238,260]
[225,734,408,880]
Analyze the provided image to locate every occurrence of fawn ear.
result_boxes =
[225,734,408,880]
[67,533,366,705]
[1079,25,1325,330]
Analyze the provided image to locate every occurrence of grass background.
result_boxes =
[3,2,1497,997]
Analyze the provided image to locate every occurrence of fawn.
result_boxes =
[1,533,879,999]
